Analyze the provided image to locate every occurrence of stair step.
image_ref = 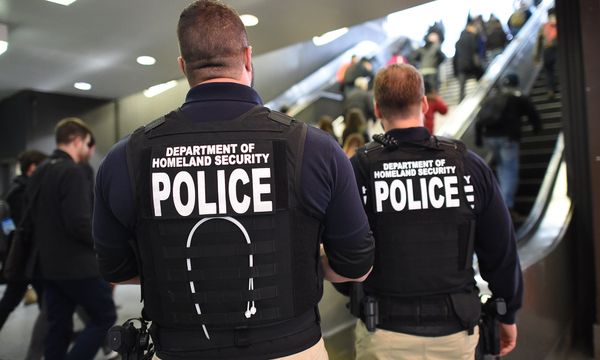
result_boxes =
[534,102,562,111]
[520,134,559,143]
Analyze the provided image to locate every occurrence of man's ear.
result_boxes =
[421,95,429,115]
[244,46,253,72]
[374,101,382,120]
[178,56,187,77]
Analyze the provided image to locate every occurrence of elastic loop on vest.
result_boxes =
[172,307,281,325]
[166,286,279,304]
[162,241,275,259]
[167,264,277,281]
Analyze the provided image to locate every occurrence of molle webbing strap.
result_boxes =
[162,240,275,259]
[378,295,453,321]
[166,286,278,304]
[167,264,277,281]
[171,307,281,325]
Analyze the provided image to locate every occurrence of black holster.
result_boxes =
[476,298,507,358]
[350,283,379,332]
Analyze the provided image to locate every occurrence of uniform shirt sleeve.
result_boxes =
[93,137,139,282]
[300,127,374,279]
[466,150,523,324]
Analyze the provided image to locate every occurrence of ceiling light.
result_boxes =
[143,80,177,98]
[0,23,7,56]
[240,14,259,27]
[136,56,156,66]
[44,0,78,5]
[74,82,92,91]
[312,27,349,46]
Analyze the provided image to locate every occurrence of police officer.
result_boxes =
[349,64,523,359]
[92,1,375,359]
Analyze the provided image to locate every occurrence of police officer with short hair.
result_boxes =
[92,1,374,359]
[349,64,523,359]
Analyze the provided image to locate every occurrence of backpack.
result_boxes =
[476,93,510,127]
[509,10,527,29]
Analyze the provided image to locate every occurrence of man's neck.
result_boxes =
[198,78,248,86]
[57,145,78,163]
[383,117,423,131]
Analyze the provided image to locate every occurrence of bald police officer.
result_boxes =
[93,1,374,359]
[349,64,523,359]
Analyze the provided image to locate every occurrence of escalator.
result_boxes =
[514,72,562,217]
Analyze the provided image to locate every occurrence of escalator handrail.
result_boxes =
[516,133,564,241]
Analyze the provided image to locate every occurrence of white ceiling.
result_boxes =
[0,0,430,101]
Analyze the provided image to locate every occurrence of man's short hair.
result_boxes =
[374,64,424,120]
[17,150,47,175]
[55,117,92,146]
[177,0,249,83]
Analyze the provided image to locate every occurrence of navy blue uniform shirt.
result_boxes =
[93,82,374,285]
[350,127,523,324]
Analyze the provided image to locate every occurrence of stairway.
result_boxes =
[513,71,562,217]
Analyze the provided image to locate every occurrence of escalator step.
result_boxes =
[520,135,559,143]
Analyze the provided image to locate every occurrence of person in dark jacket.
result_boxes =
[344,76,375,122]
[93,1,374,359]
[29,118,116,360]
[476,74,541,221]
[343,57,374,96]
[486,14,508,61]
[349,64,522,359]
[454,21,484,101]
[412,31,446,92]
[0,150,47,334]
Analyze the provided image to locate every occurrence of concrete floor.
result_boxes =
[0,284,143,360]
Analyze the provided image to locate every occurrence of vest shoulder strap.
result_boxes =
[432,136,467,154]
[143,115,167,133]
[355,143,379,184]
[267,110,293,126]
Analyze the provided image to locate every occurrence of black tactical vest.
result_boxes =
[126,106,323,351]
[357,135,477,299]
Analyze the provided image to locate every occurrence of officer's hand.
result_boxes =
[499,323,517,356]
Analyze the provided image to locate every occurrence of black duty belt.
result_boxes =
[376,294,464,336]
[151,307,319,351]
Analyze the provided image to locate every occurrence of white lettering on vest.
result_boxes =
[152,173,171,216]
[173,172,195,216]
[252,168,272,212]
[229,169,251,214]
[373,176,461,213]
[152,168,273,216]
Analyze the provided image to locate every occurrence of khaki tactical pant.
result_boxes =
[354,320,479,360]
